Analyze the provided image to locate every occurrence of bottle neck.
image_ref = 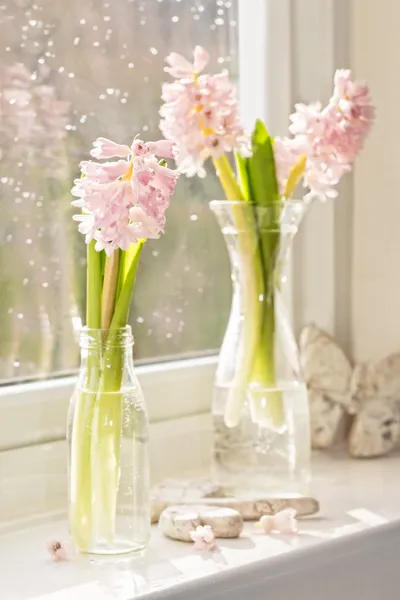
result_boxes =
[77,327,136,392]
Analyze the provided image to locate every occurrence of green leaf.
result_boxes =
[247,119,279,208]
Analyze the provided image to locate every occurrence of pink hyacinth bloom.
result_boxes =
[274,69,374,202]
[160,46,250,177]
[190,525,217,551]
[46,539,74,562]
[165,45,210,78]
[259,509,298,535]
[72,137,180,255]
[90,137,131,160]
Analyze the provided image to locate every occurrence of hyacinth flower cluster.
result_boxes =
[275,69,375,202]
[160,48,374,430]
[70,136,179,551]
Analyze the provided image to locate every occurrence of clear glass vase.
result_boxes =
[67,326,150,555]
[210,200,311,497]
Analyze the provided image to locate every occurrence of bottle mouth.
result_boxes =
[80,325,134,349]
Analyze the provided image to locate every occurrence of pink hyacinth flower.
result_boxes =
[190,525,217,551]
[160,46,250,177]
[72,137,180,255]
[46,539,74,562]
[165,45,210,78]
[90,137,131,159]
[259,509,298,535]
[274,69,374,202]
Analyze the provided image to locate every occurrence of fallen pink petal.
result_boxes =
[46,539,74,562]
[259,509,299,535]
[190,525,218,551]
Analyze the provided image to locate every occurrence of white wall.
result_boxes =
[351,0,400,361]
[290,0,353,356]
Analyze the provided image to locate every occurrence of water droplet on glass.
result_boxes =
[23,278,29,286]
[149,47,158,55]
[215,18,224,25]
[42,282,49,288]
[17,313,24,320]
[106,88,114,95]
[190,214,198,221]
[171,15,179,22]
[128,63,134,68]
[26,239,32,244]
[13,361,20,368]
[136,317,144,324]
[74,37,80,45]
[80,18,86,24]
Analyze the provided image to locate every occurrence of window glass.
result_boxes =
[0,0,238,381]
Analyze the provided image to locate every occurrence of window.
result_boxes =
[0,0,239,384]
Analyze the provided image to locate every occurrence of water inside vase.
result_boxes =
[212,381,311,497]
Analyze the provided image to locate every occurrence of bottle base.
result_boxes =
[80,539,148,556]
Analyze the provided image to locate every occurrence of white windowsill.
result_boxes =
[0,356,216,451]
[2,447,400,600]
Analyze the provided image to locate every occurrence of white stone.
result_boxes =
[300,323,353,449]
[300,324,400,458]
[159,505,243,542]
[151,478,224,524]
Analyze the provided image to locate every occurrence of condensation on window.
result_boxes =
[0,0,238,382]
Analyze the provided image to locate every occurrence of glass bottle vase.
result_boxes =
[210,200,311,497]
[67,326,150,555]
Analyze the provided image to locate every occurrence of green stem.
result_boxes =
[91,241,144,542]
[213,156,264,428]
[70,241,102,551]
[249,218,285,429]
[101,250,120,331]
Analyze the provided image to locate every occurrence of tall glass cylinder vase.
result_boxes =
[210,200,310,497]
[67,326,150,555]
